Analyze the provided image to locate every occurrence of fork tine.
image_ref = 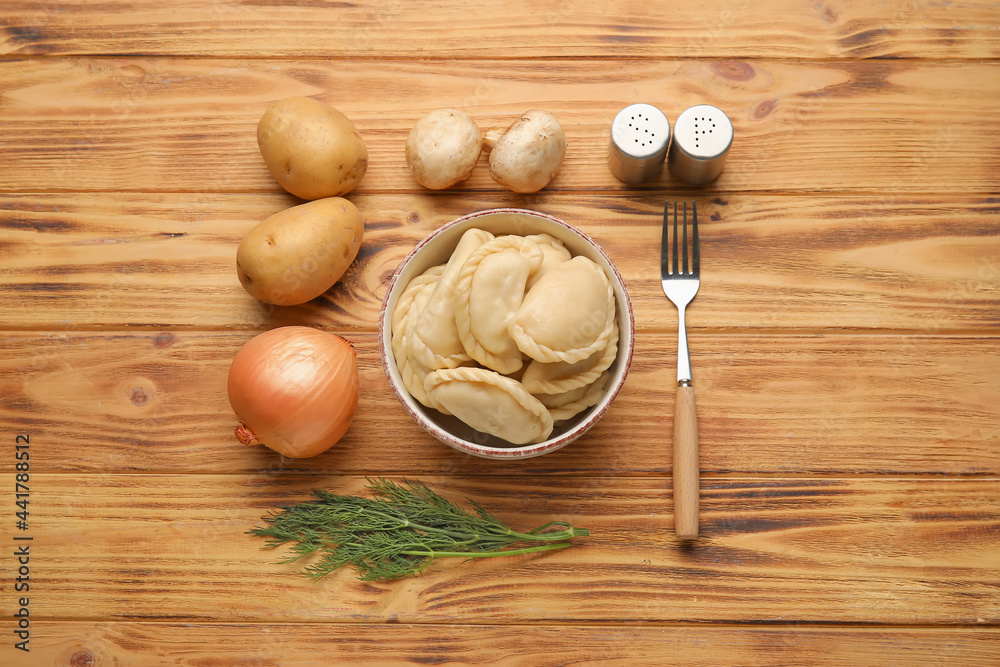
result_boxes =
[660,201,671,279]
[681,201,689,275]
[692,201,700,276]
[672,202,679,275]
[662,200,702,278]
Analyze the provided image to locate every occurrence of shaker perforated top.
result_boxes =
[668,104,733,185]
[608,103,671,184]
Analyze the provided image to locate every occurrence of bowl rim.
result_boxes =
[378,207,635,459]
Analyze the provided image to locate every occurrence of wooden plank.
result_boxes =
[1,0,999,59]
[2,194,998,333]
[0,59,998,194]
[7,622,1000,666]
[1,475,997,625]
[0,0,994,657]
[1,332,997,475]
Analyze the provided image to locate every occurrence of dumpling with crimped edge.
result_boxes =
[521,320,618,395]
[524,233,572,290]
[391,265,443,340]
[391,265,452,414]
[453,235,544,374]
[510,255,616,364]
[537,370,611,422]
[409,228,495,370]
[424,367,554,445]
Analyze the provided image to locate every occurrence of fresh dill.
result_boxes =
[247,477,590,581]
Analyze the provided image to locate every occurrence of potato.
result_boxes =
[257,97,368,200]
[237,197,364,306]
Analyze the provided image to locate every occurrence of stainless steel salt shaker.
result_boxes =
[608,103,671,184]
[668,104,733,185]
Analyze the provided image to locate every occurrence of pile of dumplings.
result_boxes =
[391,227,619,446]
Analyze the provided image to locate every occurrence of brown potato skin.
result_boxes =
[257,97,368,200]
[237,197,364,306]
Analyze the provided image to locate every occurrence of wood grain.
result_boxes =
[1,0,997,659]
[673,384,700,540]
[8,623,1000,666]
[2,194,998,333]
[2,0,999,59]
[1,474,997,625]
[0,59,998,194]
[1,332,997,476]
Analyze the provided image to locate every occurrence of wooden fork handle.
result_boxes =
[673,384,699,540]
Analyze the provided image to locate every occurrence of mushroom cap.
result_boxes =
[406,109,483,190]
[488,110,567,193]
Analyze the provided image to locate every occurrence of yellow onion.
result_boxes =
[227,326,359,458]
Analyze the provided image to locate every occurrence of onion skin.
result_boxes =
[227,326,359,458]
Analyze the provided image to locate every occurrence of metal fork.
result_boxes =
[661,201,700,540]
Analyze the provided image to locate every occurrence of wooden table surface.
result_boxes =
[2,1,999,664]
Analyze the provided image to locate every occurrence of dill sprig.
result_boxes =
[247,477,589,581]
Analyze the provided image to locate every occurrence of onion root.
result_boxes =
[235,424,261,446]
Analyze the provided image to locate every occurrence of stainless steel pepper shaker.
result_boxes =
[608,103,671,184]
[668,104,733,185]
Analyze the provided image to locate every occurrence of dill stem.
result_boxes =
[357,509,481,543]
[504,526,591,542]
[404,519,496,543]
[401,541,574,559]
[401,521,589,545]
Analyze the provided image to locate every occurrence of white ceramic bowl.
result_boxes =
[378,208,635,459]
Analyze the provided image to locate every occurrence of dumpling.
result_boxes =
[509,255,616,364]
[524,233,571,290]
[521,320,618,395]
[453,235,543,374]
[424,367,554,445]
[391,265,443,339]
[537,370,610,422]
[409,228,494,369]
[391,265,452,413]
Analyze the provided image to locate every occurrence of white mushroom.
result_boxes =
[484,110,567,193]
[405,109,483,190]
